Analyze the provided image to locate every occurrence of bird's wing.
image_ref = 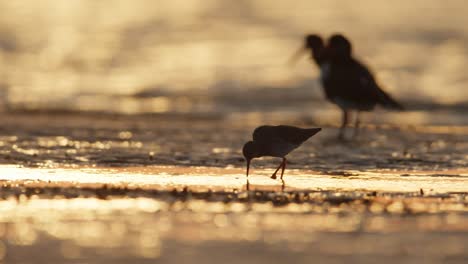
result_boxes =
[327,58,403,109]
[351,59,379,94]
[353,60,404,110]
[374,86,404,110]
[253,125,320,145]
[252,125,276,142]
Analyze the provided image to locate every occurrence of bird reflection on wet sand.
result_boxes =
[245,178,286,192]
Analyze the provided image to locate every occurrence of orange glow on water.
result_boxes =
[0,165,466,193]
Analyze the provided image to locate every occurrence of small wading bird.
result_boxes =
[242,125,321,179]
[290,34,403,139]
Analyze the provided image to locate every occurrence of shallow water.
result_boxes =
[1,112,467,170]
[0,165,467,263]
[0,113,467,263]
[1,194,467,264]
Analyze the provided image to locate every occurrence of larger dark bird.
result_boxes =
[291,34,403,139]
[242,125,321,179]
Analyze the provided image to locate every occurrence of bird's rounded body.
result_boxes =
[320,56,400,112]
[294,33,403,139]
[243,125,321,179]
[253,125,321,156]
[319,62,332,87]
[253,138,300,158]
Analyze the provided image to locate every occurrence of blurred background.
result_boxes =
[1,2,468,263]
[0,0,467,120]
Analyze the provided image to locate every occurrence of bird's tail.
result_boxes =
[305,128,322,139]
[376,87,404,110]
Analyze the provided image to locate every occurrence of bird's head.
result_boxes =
[289,34,325,65]
[327,34,352,59]
[242,141,261,177]
[305,34,325,52]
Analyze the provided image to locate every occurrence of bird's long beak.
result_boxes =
[288,45,307,66]
[246,159,251,177]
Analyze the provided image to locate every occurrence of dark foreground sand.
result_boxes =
[0,112,467,263]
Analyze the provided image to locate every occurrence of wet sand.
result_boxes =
[0,112,467,263]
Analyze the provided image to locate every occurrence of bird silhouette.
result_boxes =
[291,34,403,139]
[242,125,321,179]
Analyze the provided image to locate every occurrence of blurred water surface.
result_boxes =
[0,0,468,120]
[1,3,468,263]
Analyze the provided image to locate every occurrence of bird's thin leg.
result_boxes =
[338,109,349,140]
[352,111,360,139]
[271,159,285,179]
[280,158,287,180]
